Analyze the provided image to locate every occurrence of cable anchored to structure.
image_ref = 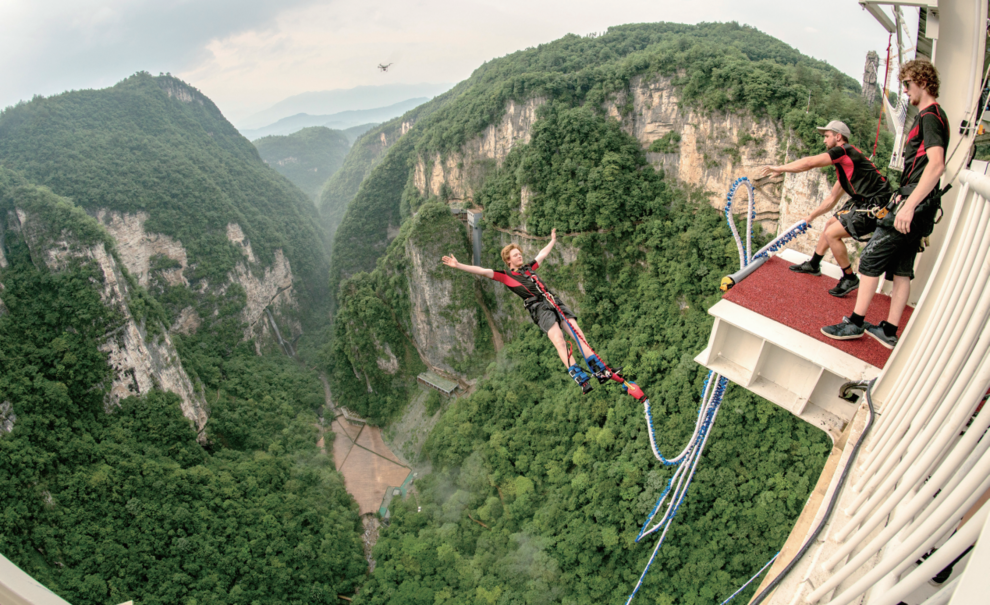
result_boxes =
[627,177,811,604]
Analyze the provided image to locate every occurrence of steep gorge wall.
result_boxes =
[95,210,300,347]
[414,98,546,203]
[403,234,479,374]
[609,74,836,256]
[415,78,842,258]
[7,207,208,428]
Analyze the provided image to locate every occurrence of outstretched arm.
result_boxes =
[534,228,557,265]
[442,254,493,279]
[760,152,832,178]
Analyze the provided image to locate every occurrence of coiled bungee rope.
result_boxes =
[627,177,810,604]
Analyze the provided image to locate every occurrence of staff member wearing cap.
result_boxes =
[760,120,891,297]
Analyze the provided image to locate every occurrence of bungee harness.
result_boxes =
[520,265,646,400]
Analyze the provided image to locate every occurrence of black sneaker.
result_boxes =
[829,274,860,297]
[789,260,821,275]
[822,317,865,340]
[865,322,898,349]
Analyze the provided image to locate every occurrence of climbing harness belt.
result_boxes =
[627,178,809,604]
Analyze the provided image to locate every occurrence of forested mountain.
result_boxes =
[0,74,366,603]
[254,126,351,201]
[320,22,887,604]
[0,73,331,348]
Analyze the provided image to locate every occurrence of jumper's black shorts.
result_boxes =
[526,299,577,334]
[858,195,939,280]
[835,198,882,242]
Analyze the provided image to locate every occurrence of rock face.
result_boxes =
[374,339,399,374]
[223,222,298,346]
[403,230,478,373]
[413,97,546,202]
[9,208,208,429]
[95,210,189,287]
[0,400,14,436]
[608,74,840,255]
[96,210,300,349]
[414,78,849,259]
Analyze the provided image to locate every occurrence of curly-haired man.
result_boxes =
[822,59,948,348]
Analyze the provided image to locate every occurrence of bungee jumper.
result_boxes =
[441,228,645,399]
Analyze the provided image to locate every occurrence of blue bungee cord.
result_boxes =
[627,177,808,604]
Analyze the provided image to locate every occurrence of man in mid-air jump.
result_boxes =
[442,229,637,396]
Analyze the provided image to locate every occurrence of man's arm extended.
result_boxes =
[761,152,833,178]
[894,146,945,234]
[442,254,494,279]
[805,180,845,223]
[534,228,557,265]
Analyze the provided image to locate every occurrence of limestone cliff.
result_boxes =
[8,207,207,429]
[403,232,478,374]
[607,74,840,257]
[413,98,546,203]
[223,223,299,347]
[95,210,300,351]
[412,79,845,259]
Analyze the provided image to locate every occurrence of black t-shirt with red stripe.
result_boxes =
[826,143,891,205]
[491,261,548,304]
[901,103,949,189]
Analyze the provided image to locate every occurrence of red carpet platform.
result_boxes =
[723,256,913,369]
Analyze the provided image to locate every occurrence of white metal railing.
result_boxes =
[788,169,990,604]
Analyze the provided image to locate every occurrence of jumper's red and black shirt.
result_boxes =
[901,103,949,188]
[491,261,546,303]
[826,144,891,204]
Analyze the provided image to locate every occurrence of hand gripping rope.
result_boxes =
[626,177,810,604]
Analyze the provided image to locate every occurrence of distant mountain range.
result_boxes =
[237,82,453,130]
[240,97,429,140]
[254,127,351,202]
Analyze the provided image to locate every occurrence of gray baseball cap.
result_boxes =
[816,120,851,140]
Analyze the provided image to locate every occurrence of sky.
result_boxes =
[1,0,897,126]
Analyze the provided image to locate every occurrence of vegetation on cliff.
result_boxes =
[325,201,487,425]
[254,126,350,202]
[0,171,367,604]
[326,95,831,602]
[0,72,331,330]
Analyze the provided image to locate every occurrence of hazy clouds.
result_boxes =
[3,0,892,122]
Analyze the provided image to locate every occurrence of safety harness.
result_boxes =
[520,264,644,399]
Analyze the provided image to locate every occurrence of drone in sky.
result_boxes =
[377,63,393,73]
